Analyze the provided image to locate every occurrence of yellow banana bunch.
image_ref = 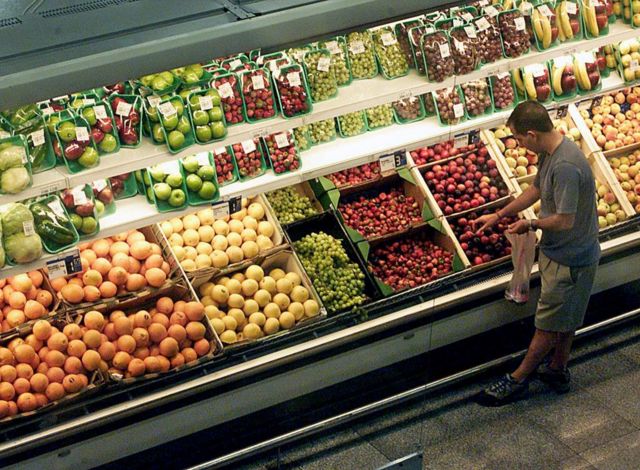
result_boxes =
[551,63,565,96]
[558,2,574,40]
[583,1,599,37]
[513,68,526,96]
[523,70,537,99]
[574,58,591,90]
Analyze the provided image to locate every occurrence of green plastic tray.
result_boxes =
[158,95,196,154]
[187,88,228,144]
[29,195,80,255]
[0,134,33,195]
[54,115,100,174]
[77,100,121,156]
[180,152,221,206]
[146,162,189,212]
[107,94,143,149]
[273,63,313,119]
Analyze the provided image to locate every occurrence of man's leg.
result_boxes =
[511,328,556,382]
[549,331,574,370]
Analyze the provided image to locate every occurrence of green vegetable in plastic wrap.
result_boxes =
[0,143,25,171]
[1,167,30,194]
[2,203,33,236]
[4,232,42,264]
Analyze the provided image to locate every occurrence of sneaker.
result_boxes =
[536,363,571,393]
[476,374,528,407]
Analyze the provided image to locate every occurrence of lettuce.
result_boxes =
[1,167,30,194]
[1,203,33,237]
[4,232,42,264]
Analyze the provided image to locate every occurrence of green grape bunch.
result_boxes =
[267,187,319,224]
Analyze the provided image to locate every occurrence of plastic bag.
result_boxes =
[504,231,536,304]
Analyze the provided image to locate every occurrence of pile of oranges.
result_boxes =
[0,272,55,333]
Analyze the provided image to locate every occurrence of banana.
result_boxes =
[531,10,545,43]
[513,68,526,95]
[552,63,565,96]
[524,71,537,99]
[503,0,514,10]
[540,10,553,49]
[559,2,574,40]
[574,59,591,90]
[584,2,599,37]
[556,5,567,42]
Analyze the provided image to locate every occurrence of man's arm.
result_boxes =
[507,212,575,234]
[473,184,540,233]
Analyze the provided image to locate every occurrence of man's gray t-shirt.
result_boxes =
[533,137,600,267]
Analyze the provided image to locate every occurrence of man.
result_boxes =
[474,101,600,406]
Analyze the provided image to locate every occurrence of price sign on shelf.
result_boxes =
[454,134,469,149]
[212,195,242,218]
[30,129,45,147]
[379,150,407,174]
[75,126,90,142]
[556,106,568,118]
[199,96,214,111]
[93,105,108,120]
[46,249,82,280]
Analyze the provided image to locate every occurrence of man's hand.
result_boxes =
[472,213,499,234]
[507,219,531,234]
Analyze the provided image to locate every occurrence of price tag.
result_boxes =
[425,25,436,34]
[485,6,499,17]
[514,17,526,31]
[287,72,301,87]
[39,182,65,196]
[349,40,366,54]
[229,195,242,214]
[454,134,469,148]
[53,95,68,102]
[30,129,45,147]
[212,200,230,218]
[199,96,214,111]
[241,139,256,153]
[93,179,107,192]
[538,4,553,17]
[631,59,640,71]
[293,50,305,62]
[464,25,477,39]
[496,71,511,80]
[48,199,66,217]
[195,152,210,165]
[475,17,491,32]
[217,82,234,99]
[93,105,108,120]
[453,103,465,118]
[566,1,577,14]
[147,95,162,108]
[439,42,451,58]
[326,41,341,54]
[454,39,466,54]
[72,187,88,205]
[317,57,331,72]
[520,2,533,15]
[275,133,289,149]
[381,32,397,46]
[460,12,474,22]
[554,55,572,67]
[42,107,54,116]
[46,249,82,280]
[229,59,242,70]
[453,18,463,27]
[214,146,227,155]
[115,100,132,117]
[75,126,90,142]
[161,160,180,175]
[158,101,177,117]
[531,65,547,78]
[83,98,96,106]
[548,108,558,120]
[251,74,265,90]
[22,220,35,237]
[379,150,407,174]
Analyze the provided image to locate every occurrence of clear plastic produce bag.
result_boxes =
[504,231,536,304]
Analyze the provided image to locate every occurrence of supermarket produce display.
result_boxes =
[3,0,640,467]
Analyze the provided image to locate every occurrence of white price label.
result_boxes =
[630,60,640,71]
[161,160,180,175]
[30,129,46,147]
[212,200,230,219]
[42,107,54,116]
[72,187,88,205]
[453,103,465,118]
[147,95,162,108]
[326,40,341,54]
[48,199,65,217]
[531,65,547,78]
[75,126,90,142]
[293,50,305,62]
[349,40,366,54]
[316,57,330,72]
[213,148,226,157]
[566,2,577,15]
[241,139,256,153]
[217,82,234,99]
[274,133,289,149]
[496,72,511,80]
[379,154,396,173]
[485,6,499,17]
[464,26,477,39]
[583,53,595,64]
[251,74,265,90]
[454,134,469,148]
[83,98,95,106]
[514,17,526,31]
[439,42,451,58]
[475,17,491,32]
[22,220,35,237]
[195,152,210,165]
[460,12,474,22]
[158,101,177,117]
[53,95,67,102]
[115,101,132,116]
[554,55,572,67]
[229,59,242,70]
[287,72,301,87]
[199,96,214,111]
[453,18,463,27]
[454,39,466,54]
[381,32,397,46]
[538,4,553,17]
[93,179,107,192]
[93,105,108,120]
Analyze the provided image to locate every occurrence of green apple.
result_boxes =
[189,94,200,109]
[177,116,191,134]
[135,170,143,184]
[78,146,99,167]
[197,165,215,181]
[141,74,155,86]
[183,72,200,85]
[195,125,212,142]
[208,107,223,122]
[81,216,97,234]
[159,71,175,85]
[192,109,209,126]
[179,89,193,101]
[186,174,203,192]
[99,133,117,153]
[70,98,84,109]
[57,122,76,142]
[149,167,165,183]
[152,76,169,91]
[95,200,105,216]
[70,213,83,230]
[47,115,61,135]
[206,89,221,106]
[168,189,186,207]
[186,64,204,79]
[82,107,97,126]
[167,130,185,150]
[182,156,199,173]
[198,181,216,200]
[152,123,165,143]
[146,106,160,122]
[153,182,172,200]
[166,173,183,188]
[163,114,178,131]
[170,99,184,116]
[210,121,226,139]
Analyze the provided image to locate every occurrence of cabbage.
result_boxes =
[1,167,30,194]
[1,203,33,237]
[4,233,42,264]
[0,144,25,171]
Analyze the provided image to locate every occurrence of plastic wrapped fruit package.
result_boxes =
[451,5,478,23]
[136,70,181,95]
[147,161,189,212]
[371,27,409,79]
[573,51,602,93]
[0,136,32,195]
[157,96,195,154]
[616,39,640,84]
[55,116,100,173]
[555,1,584,41]
[498,9,531,58]
[109,173,137,199]
[522,63,552,103]
[337,111,367,137]
[273,64,312,118]
[108,94,142,148]
[180,153,219,205]
[318,37,352,86]
[309,119,337,144]
[473,12,504,64]
[449,25,480,75]
[346,31,378,79]
[0,271,56,332]
[490,73,517,110]
[550,56,578,100]
[187,89,227,144]
[531,2,560,50]
[392,96,426,124]
[241,68,277,123]
[78,101,120,156]
[90,179,116,218]
[266,186,319,225]
[60,185,100,238]
[302,49,338,102]
[210,72,245,126]
[409,25,430,75]
[461,79,493,118]
[212,145,238,185]
[263,131,301,175]
[365,104,394,130]
[221,54,250,72]
[581,0,610,38]
[421,31,455,83]
[293,126,312,151]
[423,92,436,116]
[394,19,423,68]
[433,87,466,126]
[232,138,267,180]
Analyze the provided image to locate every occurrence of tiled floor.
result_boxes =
[241,321,640,470]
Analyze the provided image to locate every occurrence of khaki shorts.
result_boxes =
[535,251,598,333]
